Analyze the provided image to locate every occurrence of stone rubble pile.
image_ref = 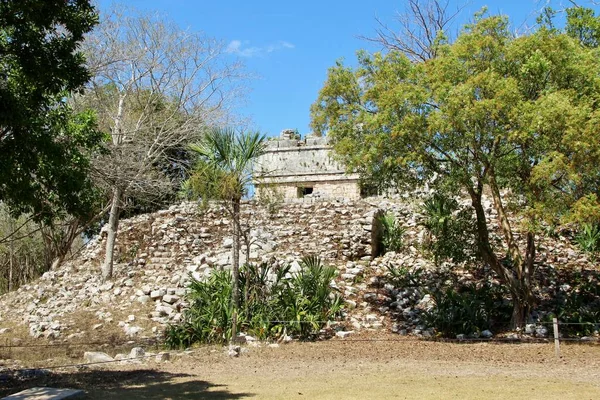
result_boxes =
[0,200,387,341]
[0,195,595,344]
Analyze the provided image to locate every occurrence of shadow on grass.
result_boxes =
[0,369,251,399]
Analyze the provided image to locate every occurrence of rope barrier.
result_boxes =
[0,338,160,349]
[2,353,161,376]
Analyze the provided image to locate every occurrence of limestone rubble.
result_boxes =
[0,194,594,343]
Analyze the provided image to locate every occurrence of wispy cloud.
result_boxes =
[226,40,295,57]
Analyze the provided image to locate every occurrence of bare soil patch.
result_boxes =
[2,335,599,399]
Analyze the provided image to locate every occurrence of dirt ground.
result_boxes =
[2,335,600,399]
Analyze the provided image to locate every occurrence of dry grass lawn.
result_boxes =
[2,335,599,399]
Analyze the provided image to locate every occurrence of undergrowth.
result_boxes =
[165,255,342,348]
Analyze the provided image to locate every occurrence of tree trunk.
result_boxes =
[469,187,529,329]
[488,173,522,266]
[243,227,251,307]
[230,199,241,344]
[231,199,240,309]
[488,174,536,328]
[8,217,13,292]
[102,187,122,281]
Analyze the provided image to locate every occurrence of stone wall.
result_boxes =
[255,130,360,200]
[267,180,361,200]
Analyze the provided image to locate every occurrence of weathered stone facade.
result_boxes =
[255,129,360,200]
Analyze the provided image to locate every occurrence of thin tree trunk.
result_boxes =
[469,187,528,328]
[102,187,122,281]
[232,199,241,309]
[488,174,536,328]
[8,217,13,292]
[488,173,522,265]
[243,227,251,307]
[230,199,241,343]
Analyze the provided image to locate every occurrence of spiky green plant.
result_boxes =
[165,256,343,348]
[379,213,405,253]
[576,223,600,257]
[421,192,476,266]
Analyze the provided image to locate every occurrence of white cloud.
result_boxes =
[226,40,295,57]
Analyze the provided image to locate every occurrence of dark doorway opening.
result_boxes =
[297,187,314,198]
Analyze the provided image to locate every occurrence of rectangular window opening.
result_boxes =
[297,186,314,198]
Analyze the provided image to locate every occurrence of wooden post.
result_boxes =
[553,318,560,358]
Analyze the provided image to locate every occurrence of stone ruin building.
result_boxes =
[255,129,360,200]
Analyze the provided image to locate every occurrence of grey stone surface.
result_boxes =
[255,132,360,200]
[1,387,84,400]
[129,347,145,359]
[83,352,113,364]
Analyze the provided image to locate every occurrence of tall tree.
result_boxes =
[185,127,266,338]
[311,11,600,327]
[78,6,248,280]
[0,0,102,221]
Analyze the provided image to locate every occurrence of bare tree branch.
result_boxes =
[73,5,251,280]
[360,0,467,61]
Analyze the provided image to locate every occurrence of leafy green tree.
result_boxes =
[0,0,102,222]
[185,127,266,335]
[566,6,600,47]
[311,11,600,327]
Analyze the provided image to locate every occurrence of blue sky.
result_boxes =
[96,1,597,138]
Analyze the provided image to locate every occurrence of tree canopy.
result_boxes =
[311,8,600,326]
[0,0,102,221]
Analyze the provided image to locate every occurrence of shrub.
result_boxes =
[546,269,600,336]
[165,256,342,348]
[385,264,423,288]
[575,223,600,257]
[422,282,510,338]
[378,212,405,253]
[421,192,476,266]
[164,269,234,348]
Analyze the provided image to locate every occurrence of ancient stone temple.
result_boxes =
[255,129,360,200]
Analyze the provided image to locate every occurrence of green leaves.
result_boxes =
[164,257,342,348]
[378,213,405,254]
[312,10,600,326]
[421,192,476,266]
[566,7,600,48]
[311,10,600,230]
[0,0,101,222]
[185,127,267,202]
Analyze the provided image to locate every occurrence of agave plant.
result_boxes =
[378,213,405,253]
[576,223,600,256]
[165,256,343,348]
[421,192,475,266]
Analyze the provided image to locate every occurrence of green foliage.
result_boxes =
[385,265,423,288]
[381,262,511,338]
[575,223,600,257]
[0,0,103,222]
[165,256,342,348]
[547,270,600,337]
[423,282,510,338]
[422,193,476,266]
[311,10,600,326]
[379,213,405,253]
[185,128,267,203]
[566,7,600,48]
[165,270,234,348]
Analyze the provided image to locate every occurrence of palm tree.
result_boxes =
[186,127,267,315]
